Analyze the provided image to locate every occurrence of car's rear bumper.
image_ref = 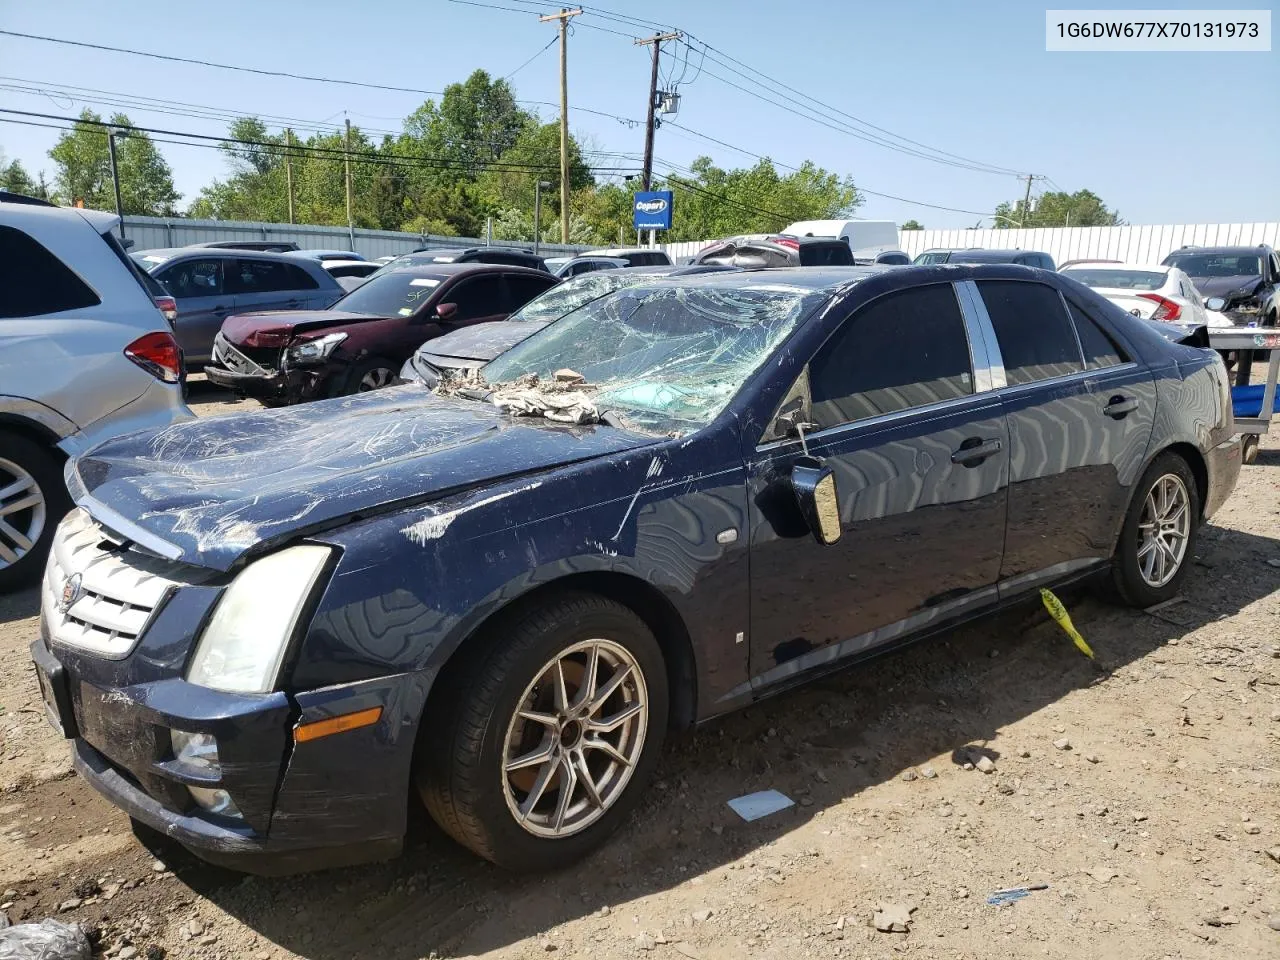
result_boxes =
[1203,433,1242,520]
[57,380,193,458]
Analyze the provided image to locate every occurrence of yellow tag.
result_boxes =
[1040,588,1095,660]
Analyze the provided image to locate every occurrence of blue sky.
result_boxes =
[0,0,1274,228]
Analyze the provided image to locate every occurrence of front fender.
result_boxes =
[296,433,751,714]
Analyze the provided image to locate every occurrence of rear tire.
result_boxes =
[416,592,668,871]
[0,434,70,592]
[1110,452,1200,608]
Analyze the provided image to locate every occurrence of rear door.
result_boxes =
[225,257,312,314]
[153,256,228,365]
[969,278,1156,594]
[746,282,1009,692]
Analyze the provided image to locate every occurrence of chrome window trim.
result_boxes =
[956,280,1007,390]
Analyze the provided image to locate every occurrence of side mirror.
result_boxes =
[791,459,841,545]
[1204,296,1226,312]
[435,302,459,322]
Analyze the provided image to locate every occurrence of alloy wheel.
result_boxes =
[1136,473,1190,588]
[501,639,649,838]
[0,457,46,571]
[358,367,395,391]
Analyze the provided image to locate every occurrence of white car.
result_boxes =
[0,194,192,589]
[1060,262,1231,327]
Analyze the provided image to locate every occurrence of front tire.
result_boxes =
[417,593,668,871]
[0,434,70,591]
[342,357,398,396]
[1110,452,1200,607]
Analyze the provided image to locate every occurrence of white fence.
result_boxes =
[118,215,589,259]
[895,222,1280,266]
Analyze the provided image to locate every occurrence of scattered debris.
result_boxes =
[552,368,585,384]
[1087,867,1118,884]
[975,755,996,774]
[1268,915,1280,932]
[0,919,92,959]
[690,908,713,923]
[673,945,704,960]
[1054,738,1073,751]
[920,765,937,779]
[635,931,657,952]
[1040,588,1095,659]
[900,769,917,782]
[1265,559,1280,569]
[871,902,915,933]
[1143,596,1187,615]
[727,790,795,822]
[986,883,1048,906]
[1266,847,1280,864]
[1085,754,1101,764]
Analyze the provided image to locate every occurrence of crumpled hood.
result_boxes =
[69,386,656,572]
[419,319,551,363]
[1189,275,1262,301]
[221,310,385,347]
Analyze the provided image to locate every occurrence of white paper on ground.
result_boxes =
[727,789,795,822]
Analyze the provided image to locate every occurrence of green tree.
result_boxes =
[0,157,38,196]
[660,156,860,242]
[49,111,178,214]
[993,189,1121,229]
[478,121,592,223]
[901,219,924,230]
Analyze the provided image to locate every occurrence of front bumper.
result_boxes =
[31,631,424,875]
[204,363,334,403]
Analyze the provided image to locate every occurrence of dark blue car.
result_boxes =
[30,264,1240,874]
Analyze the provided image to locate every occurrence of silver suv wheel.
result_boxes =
[0,456,46,572]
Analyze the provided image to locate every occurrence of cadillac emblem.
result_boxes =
[59,573,83,613]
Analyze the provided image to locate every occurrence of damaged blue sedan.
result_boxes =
[31,265,1240,873]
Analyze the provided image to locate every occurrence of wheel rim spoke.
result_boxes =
[583,735,631,767]
[590,701,644,733]
[0,476,35,503]
[0,492,41,517]
[571,750,603,808]
[552,660,570,712]
[518,755,559,821]
[0,538,18,565]
[1137,473,1189,588]
[517,709,559,728]
[575,643,600,710]
[551,755,577,831]
[0,518,33,552]
[587,664,633,714]
[505,741,555,773]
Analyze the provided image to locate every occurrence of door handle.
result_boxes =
[951,437,1002,466]
[1103,395,1138,419]
[211,304,230,315]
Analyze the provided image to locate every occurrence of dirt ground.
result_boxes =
[1,377,1278,960]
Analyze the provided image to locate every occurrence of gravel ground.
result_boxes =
[1,378,1277,959]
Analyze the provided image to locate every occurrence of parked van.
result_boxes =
[783,220,899,253]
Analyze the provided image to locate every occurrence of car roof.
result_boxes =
[630,265,889,293]
[947,249,1051,262]
[583,247,663,256]
[293,248,364,259]
[1165,245,1271,255]
[1061,262,1170,272]
[132,247,309,262]
[380,261,547,278]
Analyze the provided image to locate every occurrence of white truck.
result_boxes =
[783,220,899,254]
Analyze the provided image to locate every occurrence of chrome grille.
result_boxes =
[41,509,209,659]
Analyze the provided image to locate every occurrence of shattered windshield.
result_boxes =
[1164,253,1261,278]
[333,271,449,316]
[479,282,826,434]
[509,270,667,324]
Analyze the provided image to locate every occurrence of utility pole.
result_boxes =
[636,31,681,192]
[540,7,581,245]
[343,117,355,250]
[106,128,125,241]
[285,128,295,225]
[533,179,551,255]
[1016,173,1044,228]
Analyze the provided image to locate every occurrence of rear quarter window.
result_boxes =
[0,225,102,318]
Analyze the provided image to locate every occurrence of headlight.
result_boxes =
[287,331,347,365]
[1235,302,1260,314]
[186,544,332,694]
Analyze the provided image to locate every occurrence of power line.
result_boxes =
[0,29,644,128]
[503,36,558,79]
[0,108,640,175]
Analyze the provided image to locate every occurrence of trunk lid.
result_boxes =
[69,386,657,572]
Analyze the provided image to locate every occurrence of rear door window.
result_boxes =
[0,225,101,318]
[156,258,224,299]
[1065,299,1127,369]
[442,275,507,320]
[809,282,974,427]
[504,274,558,310]
[282,263,319,289]
[225,258,295,294]
[799,243,854,266]
[977,280,1084,385]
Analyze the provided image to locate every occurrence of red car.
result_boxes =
[205,263,557,405]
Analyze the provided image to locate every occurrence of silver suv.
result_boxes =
[0,194,193,590]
